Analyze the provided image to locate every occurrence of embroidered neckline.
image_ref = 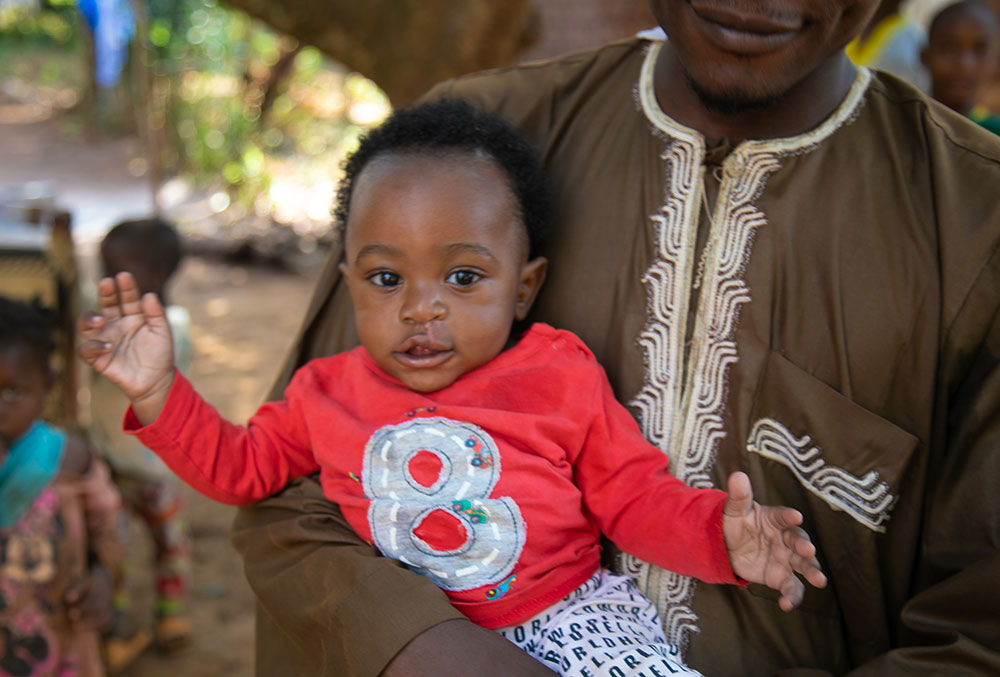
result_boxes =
[625,38,874,656]
[638,39,872,155]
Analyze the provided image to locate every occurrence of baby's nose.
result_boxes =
[399,284,447,323]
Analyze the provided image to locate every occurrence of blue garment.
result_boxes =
[0,421,65,528]
[78,0,135,88]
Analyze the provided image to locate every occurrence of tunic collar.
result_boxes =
[637,38,872,155]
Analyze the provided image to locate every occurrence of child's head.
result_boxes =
[921,0,999,115]
[101,218,184,303]
[335,99,550,393]
[0,297,57,450]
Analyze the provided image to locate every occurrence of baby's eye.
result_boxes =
[369,271,401,288]
[446,270,481,287]
[0,387,23,402]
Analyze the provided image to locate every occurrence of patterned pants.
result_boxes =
[114,474,191,617]
[497,569,701,677]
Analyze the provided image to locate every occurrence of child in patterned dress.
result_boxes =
[0,297,122,676]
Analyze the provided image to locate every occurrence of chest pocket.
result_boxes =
[746,350,918,534]
[743,349,919,654]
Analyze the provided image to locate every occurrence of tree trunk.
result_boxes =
[221,0,535,105]
[517,0,654,63]
[221,0,654,105]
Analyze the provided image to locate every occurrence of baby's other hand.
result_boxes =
[722,472,827,611]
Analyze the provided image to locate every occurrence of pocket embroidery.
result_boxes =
[747,417,896,532]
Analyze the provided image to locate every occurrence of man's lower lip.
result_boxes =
[692,11,798,56]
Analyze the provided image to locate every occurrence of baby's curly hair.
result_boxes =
[334,99,550,258]
[0,296,57,372]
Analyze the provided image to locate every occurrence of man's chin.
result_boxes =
[683,68,786,116]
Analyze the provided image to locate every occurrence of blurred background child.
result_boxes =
[922,0,1000,133]
[86,219,193,664]
[0,296,122,676]
[847,0,931,90]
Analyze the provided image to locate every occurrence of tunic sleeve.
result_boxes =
[231,475,466,676]
[861,241,1000,673]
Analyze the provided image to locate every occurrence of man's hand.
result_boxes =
[77,272,175,425]
[722,472,827,611]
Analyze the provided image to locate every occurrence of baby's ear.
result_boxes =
[514,257,547,321]
[338,260,353,288]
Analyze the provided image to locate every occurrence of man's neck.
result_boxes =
[652,44,860,144]
[859,1,901,41]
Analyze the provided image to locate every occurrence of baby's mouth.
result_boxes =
[394,335,454,369]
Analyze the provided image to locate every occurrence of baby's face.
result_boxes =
[0,345,51,452]
[339,153,546,393]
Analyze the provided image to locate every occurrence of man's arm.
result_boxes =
[851,240,1000,674]
[232,475,554,676]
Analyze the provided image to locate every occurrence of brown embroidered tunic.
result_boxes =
[234,36,1000,676]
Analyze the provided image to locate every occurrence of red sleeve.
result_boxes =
[571,365,738,585]
[123,370,320,505]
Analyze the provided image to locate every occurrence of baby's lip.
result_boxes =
[393,334,454,369]
[398,334,451,354]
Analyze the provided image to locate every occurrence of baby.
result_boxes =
[79,100,826,676]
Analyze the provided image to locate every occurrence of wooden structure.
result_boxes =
[0,187,81,430]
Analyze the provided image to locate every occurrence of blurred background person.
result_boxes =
[848,0,932,89]
[922,0,1000,132]
[0,296,122,677]
[86,219,192,670]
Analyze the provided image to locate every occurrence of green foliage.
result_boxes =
[0,3,85,107]
[0,0,78,44]
[144,0,390,228]
[0,0,390,233]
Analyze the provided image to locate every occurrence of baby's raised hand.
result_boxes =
[721,472,827,611]
[78,272,175,424]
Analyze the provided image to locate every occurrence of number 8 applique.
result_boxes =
[362,417,526,592]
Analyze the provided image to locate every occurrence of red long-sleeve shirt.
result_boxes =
[128,323,735,627]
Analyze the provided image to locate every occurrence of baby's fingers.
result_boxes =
[77,310,106,336]
[114,272,144,317]
[767,506,804,530]
[96,276,123,319]
[777,574,805,612]
[785,528,826,588]
[77,338,112,364]
[797,554,827,590]
[139,288,167,325]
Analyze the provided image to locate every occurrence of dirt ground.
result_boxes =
[1,107,323,676]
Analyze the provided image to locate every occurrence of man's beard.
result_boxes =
[682,66,786,116]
